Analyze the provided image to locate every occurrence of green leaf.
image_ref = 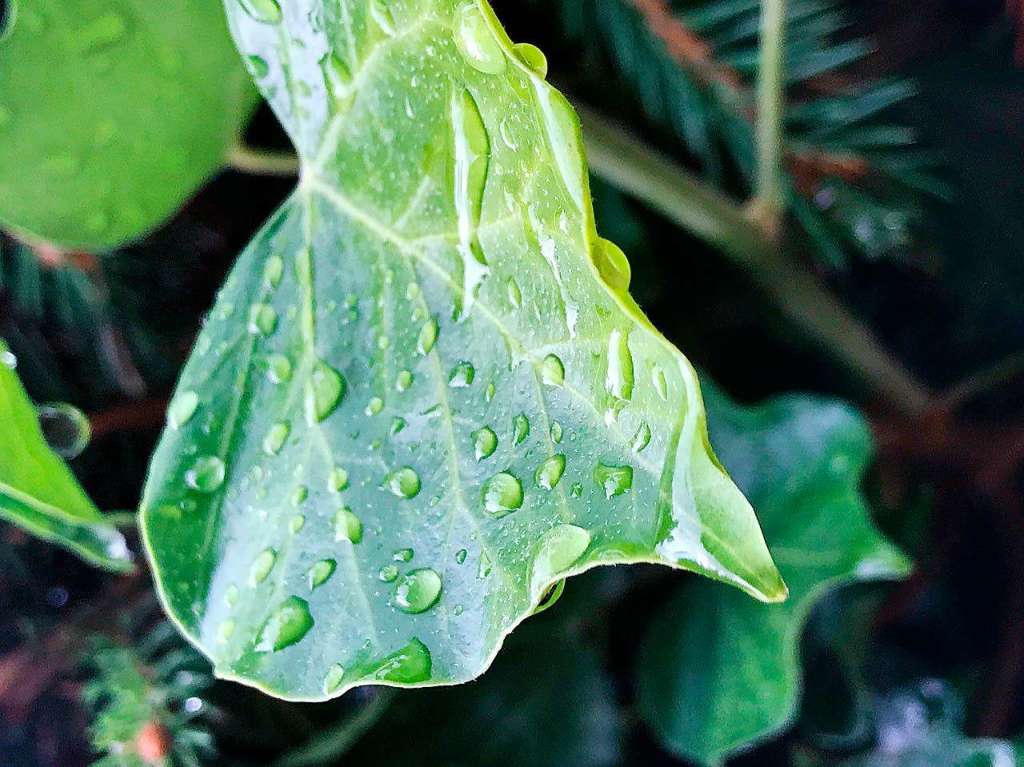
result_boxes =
[0,0,257,249]
[140,0,784,701]
[636,383,910,766]
[0,342,133,571]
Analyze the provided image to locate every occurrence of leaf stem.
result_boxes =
[752,0,787,227]
[578,105,933,417]
[226,144,301,177]
[271,690,395,767]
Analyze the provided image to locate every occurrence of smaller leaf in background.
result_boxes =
[0,0,257,249]
[0,341,132,571]
[636,382,910,766]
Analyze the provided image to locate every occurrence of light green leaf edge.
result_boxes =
[0,0,258,249]
[140,0,785,702]
[637,384,911,766]
[0,342,133,571]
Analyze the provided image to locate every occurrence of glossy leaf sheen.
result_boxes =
[0,0,256,248]
[0,343,132,571]
[141,0,784,701]
[637,385,911,766]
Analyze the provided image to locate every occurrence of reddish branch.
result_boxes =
[88,398,169,440]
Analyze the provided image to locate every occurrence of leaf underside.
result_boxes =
[0,343,133,572]
[637,384,910,767]
[0,0,256,249]
[141,0,784,701]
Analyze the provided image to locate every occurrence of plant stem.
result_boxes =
[752,0,787,226]
[271,690,395,767]
[578,105,933,417]
[226,144,301,177]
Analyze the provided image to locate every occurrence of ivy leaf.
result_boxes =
[0,0,257,249]
[637,383,911,766]
[140,0,784,701]
[0,343,133,572]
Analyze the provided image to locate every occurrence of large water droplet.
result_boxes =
[513,413,530,445]
[328,466,349,493]
[263,255,284,287]
[482,472,523,517]
[168,391,199,430]
[533,85,585,211]
[540,354,565,386]
[370,638,432,683]
[334,507,363,543]
[289,515,305,534]
[378,564,399,582]
[606,329,635,402]
[448,361,475,388]
[37,403,91,459]
[451,89,491,318]
[454,2,507,74]
[594,463,633,498]
[594,238,631,292]
[417,318,439,355]
[396,370,414,392]
[263,421,290,456]
[513,42,548,77]
[393,568,443,614]
[257,597,314,652]
[455,548,468,565]
[386,467,421,499]
[307,360,345,423]
[631,422,652,453]
[550,421,563,443]
[530,524,591,596]
[535,454,566,490]
[472,426,497,460]
[250,548,277,585]
[308,559,337,590]
[248,304,277,336]
[239,0,282,24]
[323,663,347,694]
[365,397,384,416]
[266,354,292,384]
[186,456,225,493]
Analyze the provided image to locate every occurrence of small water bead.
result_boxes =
[386,467,421,499]
[454,2,507,75]
[369,0,397,35]
[263,421,290,456]
[416,317,439,355]
[570,482,583,499]
[652,366,669,400]
[390,417,407,435]
[376,335,390,351]
[540,354,565,386]
[455,548,468,565]
[513,42,548,77]
[594,463,633,498]
[186,456,225,493]
[378,564,399,582]
[34,402,91,459]
[168,391,199,429]
[536,454,566,490]
[365,397,384,416]
[263,255,284,287]
[370,638,432,683]
[482,472,524,517]
[257,596,314,652]
[266,354,292,384]
[289,515,305,534]
[308,559,337,590]
[550,421,563,443]
[477,552,493,579]
[224,584,240,607]
[217,620,236,643]
[238,0,282,24]
[328,467,349,492]
[472,427,498,460]
[484,382,496,402]
[594,238,632,292]
[506,278,522,308]
[250,548,277,585]
[530,525,591,596]
[396,370,414,392]
[631,422,652,453]
[334,508,363,543]
[453,604,465,616]
[291,486,308,506]
[606,329,635,401]
[448,361,475,388]
[393,548,414,563]
[324,663,347,694]
[393,568,443,614]
[512,413,530,445]
[248,304,277,336]
[307,360,345,423]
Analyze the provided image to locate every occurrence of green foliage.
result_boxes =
[636,383,909,766]
[0,0,256,249]
[140,0,783,702]
[538,0,950,267]
[0,339,132,571]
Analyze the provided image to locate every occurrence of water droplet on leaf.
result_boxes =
[250,548,277,585]
[334,508,363,543]
[540,354,564,386]
[186,456,225,493]
[393,568,442,614]
[168,391,199,430]
[308,559,336,590]
[307,360,345,423]
[263,421,290,456]
[594,463,633,498]
[386,467,421,499]
[472,426,497,460]
[257,596,313,652]
[513,413,530,445]
[454,2,507,74]
[482,472,523,516]
[535,454,566,490]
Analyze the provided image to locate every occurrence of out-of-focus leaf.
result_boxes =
[0,0,256,249]
[0,341,132,571]
[636,383,910,766]
[140,0,784,702]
